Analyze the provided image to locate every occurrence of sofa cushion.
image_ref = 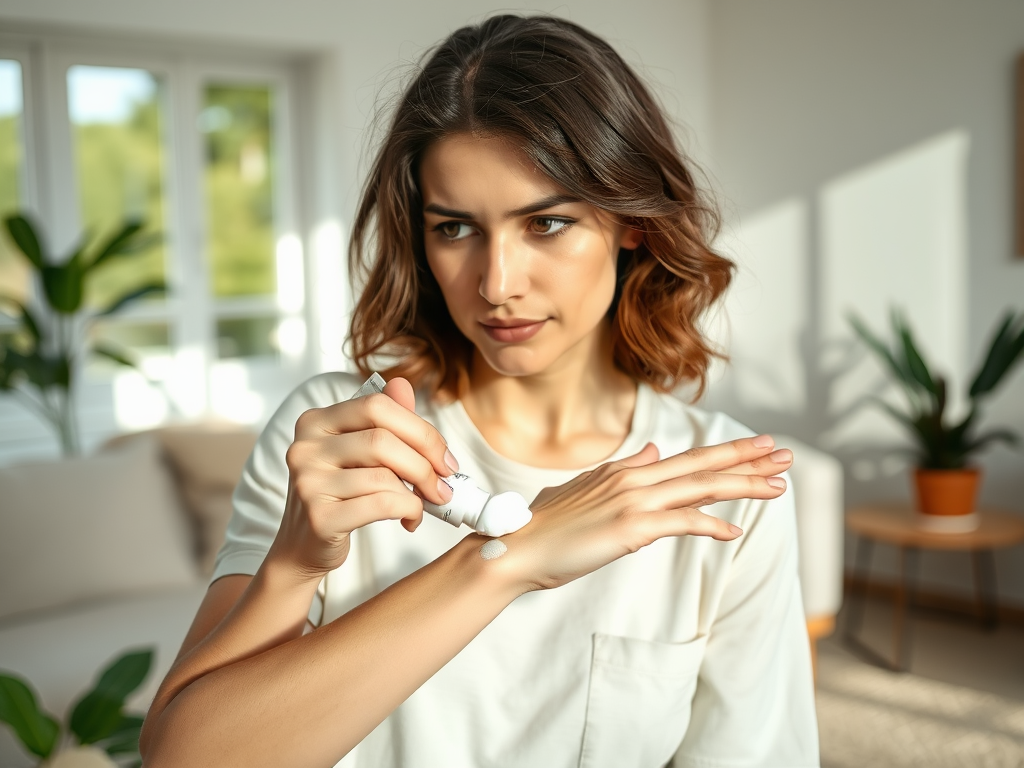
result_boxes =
[0,436,199,622]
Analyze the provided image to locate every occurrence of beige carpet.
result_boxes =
[817,641,1024,767]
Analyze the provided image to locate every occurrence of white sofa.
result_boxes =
[0,427,842,767]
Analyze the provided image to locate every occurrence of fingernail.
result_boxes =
[444,448,460,473]
[767,476,787,489]
[437,476,454,501]
[769,449,792,464]
[753,434,774,448]
[729,524,743,536]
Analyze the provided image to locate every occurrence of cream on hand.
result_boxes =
[349,373,533,537]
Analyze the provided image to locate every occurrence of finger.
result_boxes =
[382,376,415,412]
[298,391,458,481]
[719,449,793,477]
[310,429,453,505]
[532,443,661,509]
[296,466,410,502]
[641,506,743,542]
[624,435,776,486]
[622,470,787,513]
[333,490,425,532]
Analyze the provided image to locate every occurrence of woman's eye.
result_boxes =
[437,222,474,241]
[531,217,572,236]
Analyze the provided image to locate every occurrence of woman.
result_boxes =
[141,15,818,768]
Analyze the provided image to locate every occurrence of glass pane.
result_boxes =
[67,65,167,310]
[0,59,30,304]
[201,84,276,298]
[216,316,278,359]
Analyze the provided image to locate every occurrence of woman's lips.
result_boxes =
[480,320,547,343]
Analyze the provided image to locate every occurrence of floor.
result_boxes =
[817,595,1024,767]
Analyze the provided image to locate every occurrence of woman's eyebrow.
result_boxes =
[423,194,581,221]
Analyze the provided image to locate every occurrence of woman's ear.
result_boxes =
[619,227,643,250]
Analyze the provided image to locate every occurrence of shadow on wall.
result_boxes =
[703,129,992,507]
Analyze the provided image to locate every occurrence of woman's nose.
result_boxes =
[478,233,528,305]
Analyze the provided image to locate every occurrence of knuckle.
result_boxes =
[617,488,646,516]
[605,467,635,493]
[684,445,707,462]
[362,392,391,420]
[690,470,716,486]
[366,427,391,452]
[284,442,307,474]
[370,466,396,487]
[294,407,319,433]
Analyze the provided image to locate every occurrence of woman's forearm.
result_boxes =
[142,536,520,768]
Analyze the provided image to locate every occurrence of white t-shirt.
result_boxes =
[214,372,820,768]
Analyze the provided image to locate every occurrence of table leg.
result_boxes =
[893,546,919,671]
[972,549,999,631]
[844,534,874,639]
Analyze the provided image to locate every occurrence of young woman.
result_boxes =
[141,15,818,768]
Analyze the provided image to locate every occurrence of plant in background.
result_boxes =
[0,648,153,767]
[849,308,1024,469]
[0,214,165,456]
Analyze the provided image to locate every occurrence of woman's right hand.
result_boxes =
[499,436,793,592]
[267,377,458,581]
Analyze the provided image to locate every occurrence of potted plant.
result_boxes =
[0,648,153,767]
[849,309,1024,531]
[0,214,165,455]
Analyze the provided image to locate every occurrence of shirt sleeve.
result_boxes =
[210,372,363,585]
[673,478,821,767]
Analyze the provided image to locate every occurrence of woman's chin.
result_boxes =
[474,342,560,378]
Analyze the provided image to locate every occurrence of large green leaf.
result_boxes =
[969,312,1021,399]
[1,348,67,391]
[97,281,167,317]
[70,649,153,745]
[41,264,85,314]
[0,674,60,759]
[3,215,44,269]
[965,428,1019,454]
[101,714,145,756]
[895,313,938,395]
[87,222,162,272]
[848,313,913,388]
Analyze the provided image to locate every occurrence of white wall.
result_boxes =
[0,0,713,458]
[705,1,1024,604]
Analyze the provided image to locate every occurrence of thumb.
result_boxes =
[382,376,416,411]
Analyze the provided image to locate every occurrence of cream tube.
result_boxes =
[348,373,533,537]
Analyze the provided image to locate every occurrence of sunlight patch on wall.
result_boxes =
[210,360,265,424]
[708,197,809,412]
[820,129,970,448]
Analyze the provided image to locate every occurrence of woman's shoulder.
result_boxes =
[644,387,758,452]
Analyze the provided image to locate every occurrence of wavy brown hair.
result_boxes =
[349,14,733,401]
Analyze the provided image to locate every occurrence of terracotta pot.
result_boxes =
[913,467,981,516]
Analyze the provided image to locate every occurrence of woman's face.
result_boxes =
[420,133,641,379]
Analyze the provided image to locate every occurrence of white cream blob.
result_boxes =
[479,539,508,560]
[474,491,533,537]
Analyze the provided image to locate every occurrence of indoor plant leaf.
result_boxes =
[3,214,45,269]
[848,313,914,388]
[896,313,938,396]
[97,281,167,317]
[0,294,42,343]
[69,649,153,745]
[41,263,85,314]
[100,714,145,756]
[965,428,1019,454]
[0,673,60,758]
[87,221,161,272]
[90,342,138,369]
[968,312,1023,399]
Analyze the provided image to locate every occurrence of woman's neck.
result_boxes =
[459,322,639,469]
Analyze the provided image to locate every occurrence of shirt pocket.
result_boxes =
[578,632,708,768]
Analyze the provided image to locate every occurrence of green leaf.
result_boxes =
[0,673,60,758]
[101,714,144,756]
[896,314,938,395]
[70,649,153,745]
[91,342,138,369]
[969,312,1020,399]
[1,349,67,391]
[965,428,1019,454]
[87,221,161,272]
[848,313,914,388]
[41,264,85,314]
[97,281,167,316]
[3,215,44,269]
[0,294,42,343]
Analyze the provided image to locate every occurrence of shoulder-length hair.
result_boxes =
[348,14,733,402]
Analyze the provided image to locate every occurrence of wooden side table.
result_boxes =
[843,505,1024,672]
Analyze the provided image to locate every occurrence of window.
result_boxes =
[0,32,318,460]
